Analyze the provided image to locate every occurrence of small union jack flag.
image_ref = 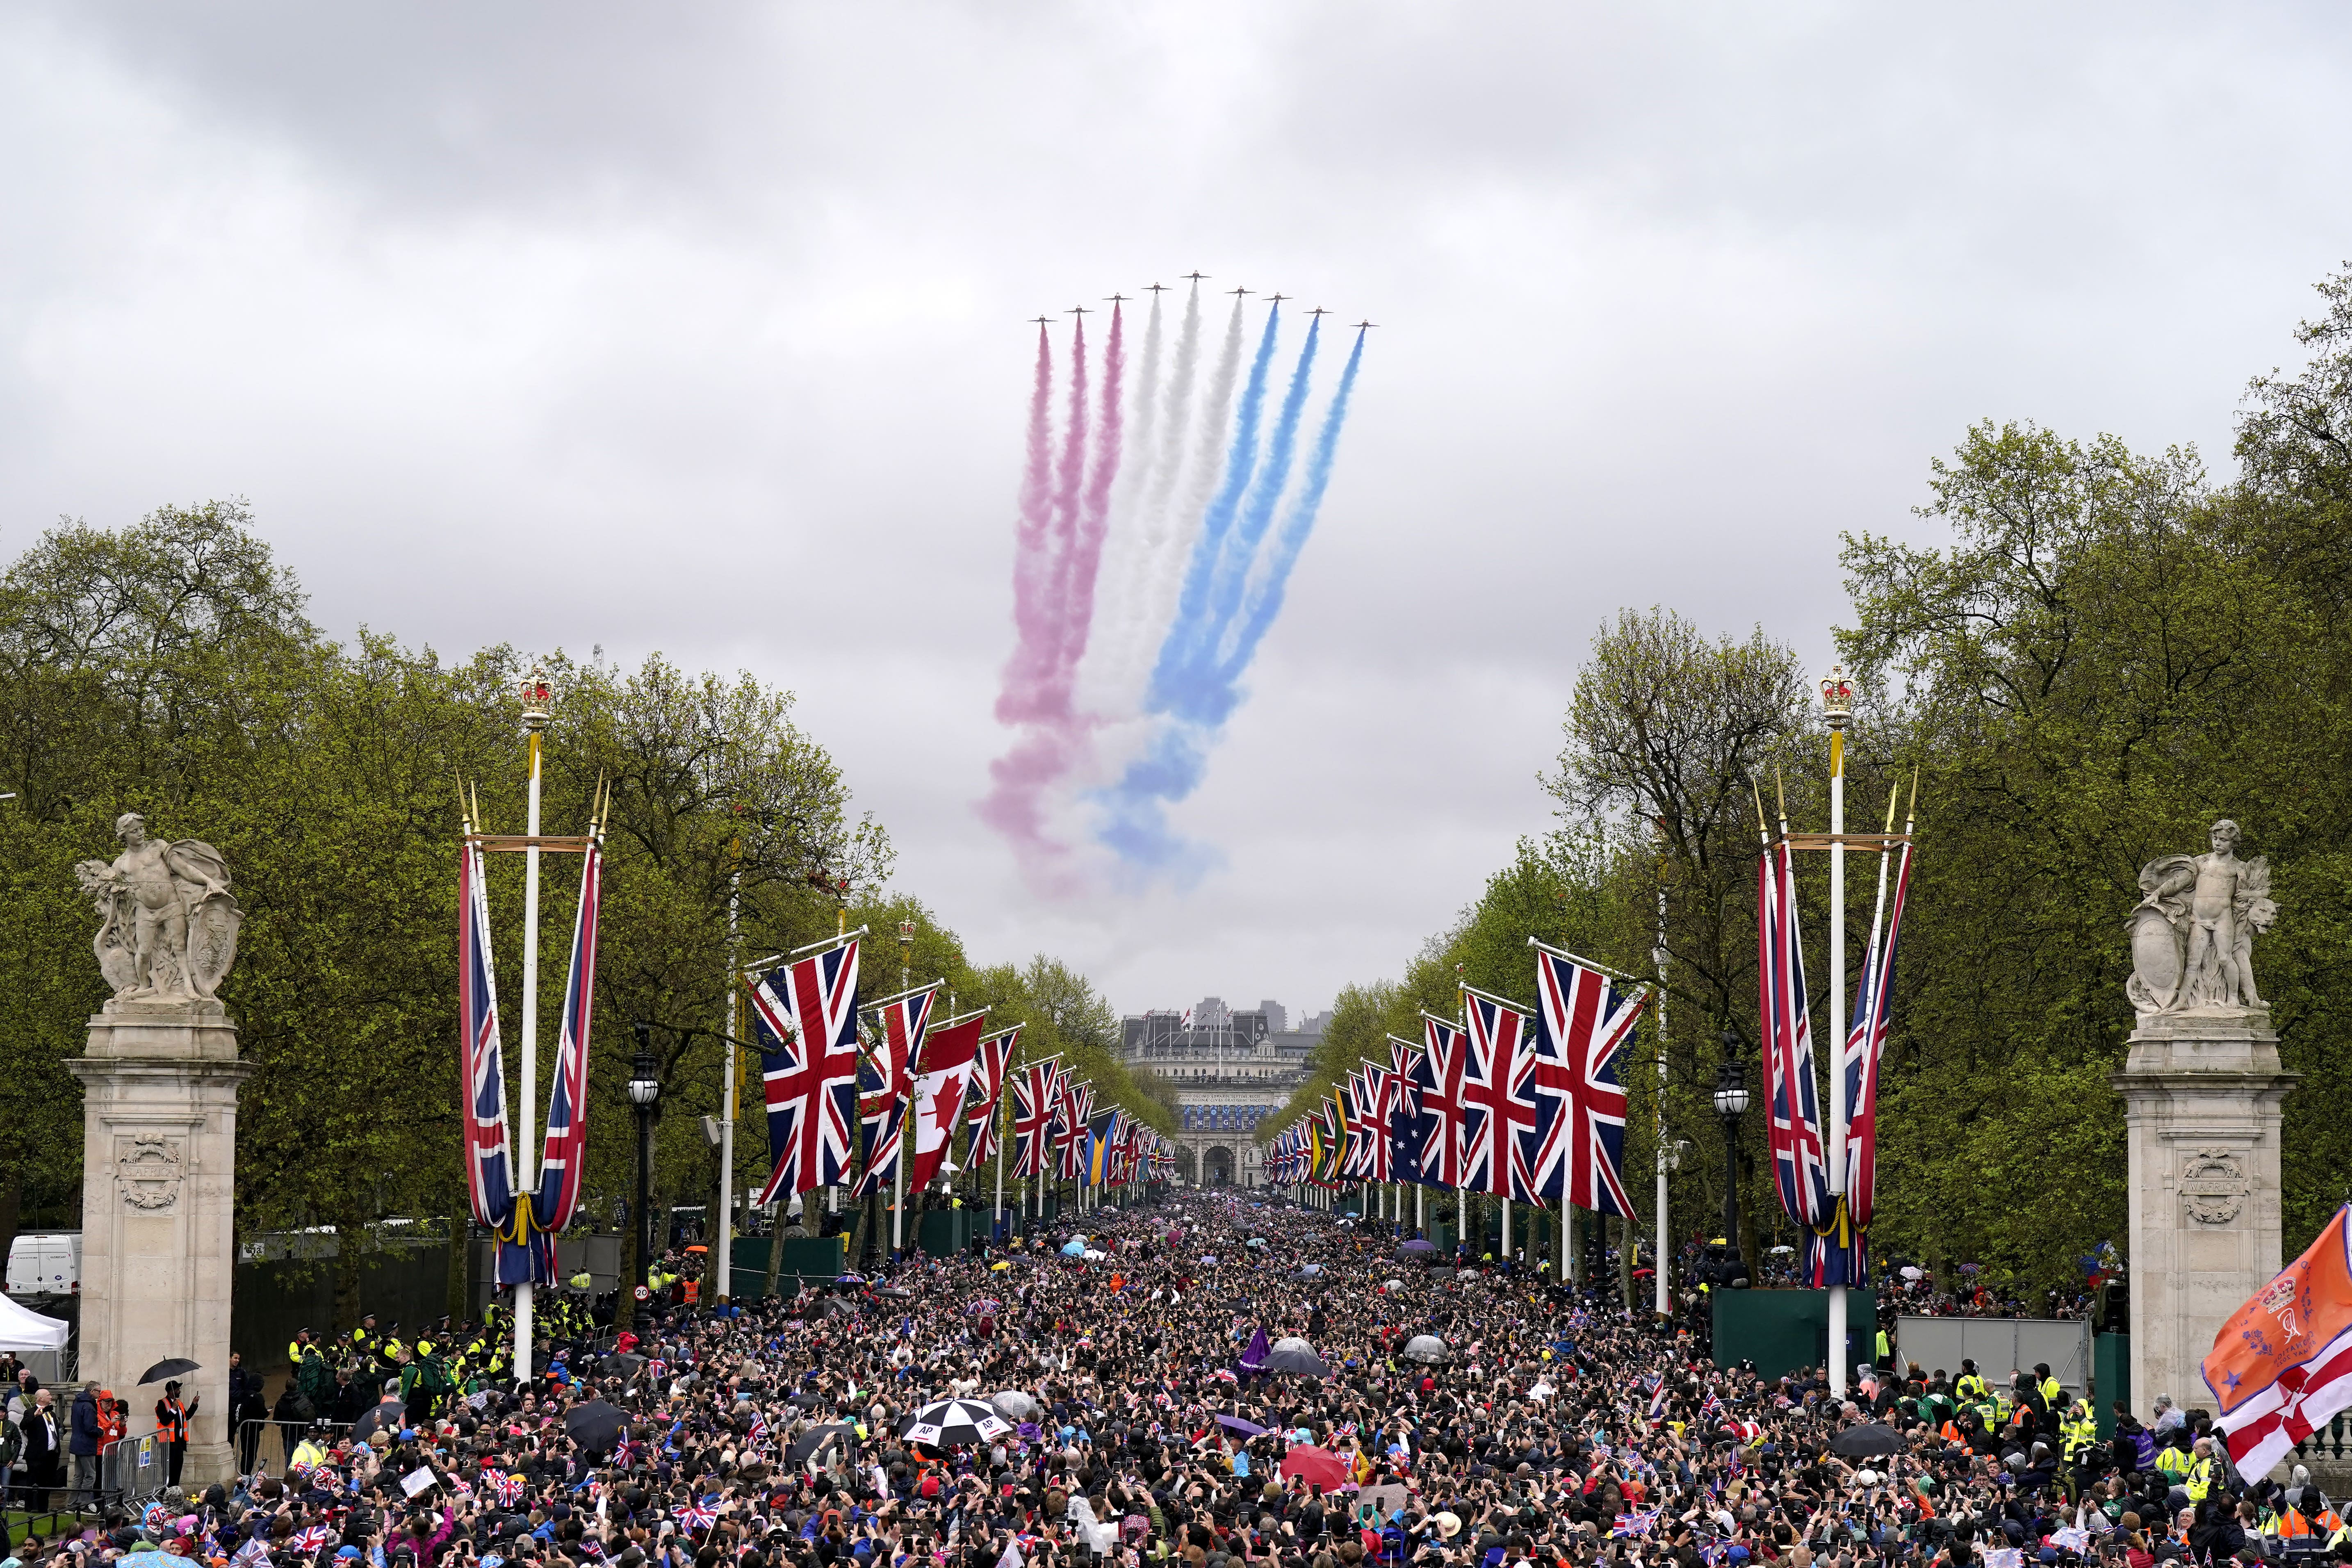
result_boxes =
[292,1525,334,1555]
[1611,1510,1659,1539]
[680,1497,720,1532]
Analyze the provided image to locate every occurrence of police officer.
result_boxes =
[351,1312,380,1366]
[1956,1359,1988,1406]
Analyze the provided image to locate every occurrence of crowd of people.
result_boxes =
[0,1195,2333,1568]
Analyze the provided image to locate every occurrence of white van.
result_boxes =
[5,1233,80,1296]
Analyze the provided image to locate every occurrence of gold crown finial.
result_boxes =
[1820,664,1854,723]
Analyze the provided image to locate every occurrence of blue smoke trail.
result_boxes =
[1093,323,1365,876]
[1146,303,1281,707]
[1217,327,1365,682]
[1172,315,1321,728]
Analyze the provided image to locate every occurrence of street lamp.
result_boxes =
[1712,1032,1750,1286]
[627,1024,662,1318]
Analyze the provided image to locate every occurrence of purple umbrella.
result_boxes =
[1239,1326,1270,1375]
[1217,1415,1268,1437]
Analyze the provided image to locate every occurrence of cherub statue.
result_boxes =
[73,812,242,1002]
[2128,819,2276,1014]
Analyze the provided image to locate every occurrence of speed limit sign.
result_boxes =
[633,1285,650,1301]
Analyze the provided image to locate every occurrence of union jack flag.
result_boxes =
[516,836,604,1279]
[965,1025,1020,1166]
[1412,1013,1468,1189]
[850,982,937,1199]
[458,835,515,1233]
[1056,1077,1095,1181]
[680,1498,719,1532]
[1758,840,1831,1265]
[1611,1510,1659,1539]
[745,1412,771,1455]
[1527,943,1648,1216]
[1839,830,1912,1285]
[1010,1056,1064,1179]
[752,937,864,1202]
[291,1525,333,1556]
[233,1539,271,1568]
[1459,988,1538,1201]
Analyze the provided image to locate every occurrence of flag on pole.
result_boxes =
[1010,1056,1063,1179]
[1056,1078,1095,1181]
[905,1011,985,1193]
[750,937,864,1202]
[2204,1204,2352,1481]
[1413,1014,1468,1190]
[526,837,603,1231]
[1839,831,1913,1284]
[1460,987,1538,1202]
[1528,943,1648,1216]
[850,983,939,1199]
[1758,839,1832,1268]
[458,835,515,1234]
[966,1025,1021,1167]
[1386,1037,1425,1184]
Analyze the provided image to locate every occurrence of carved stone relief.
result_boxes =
[116,1135,185,1212]
[2180,1146,2248,1226]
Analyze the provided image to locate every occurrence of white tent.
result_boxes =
[0,1293,70,1351]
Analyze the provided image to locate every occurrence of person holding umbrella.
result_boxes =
[153,1377,197,1487]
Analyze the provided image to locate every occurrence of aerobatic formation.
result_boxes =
[979,276,1370,890]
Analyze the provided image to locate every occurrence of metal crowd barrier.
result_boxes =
[96,1431,169,1512]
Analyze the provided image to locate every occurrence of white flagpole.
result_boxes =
[515,670,547,1385]
[1824,666,1851,1397]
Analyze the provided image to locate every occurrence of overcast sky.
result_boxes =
[5,3,2347,1021]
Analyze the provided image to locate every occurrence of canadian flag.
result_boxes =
[905,1012,985,1192]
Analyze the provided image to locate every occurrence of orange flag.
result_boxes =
[2203,1203,2352,1478]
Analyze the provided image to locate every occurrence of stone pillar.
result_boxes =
[66,998,253,1489]
[2110,1008,2295,1428]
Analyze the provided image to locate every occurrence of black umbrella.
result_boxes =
[897,1397,1012,1449]
[351,1399,408,1443]
[600,1352,647,1378]
[1829,1422,1903,1458]
[139,1358,201,1385]
[565,1399,629,1453]
[787,1423,856,1465]
[874,1285,912,1300]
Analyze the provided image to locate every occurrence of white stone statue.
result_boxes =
[2129,819,2275,1015]
[73,812,242,1003]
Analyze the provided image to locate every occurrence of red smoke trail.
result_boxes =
[1036,311,1089,718]
[1057,300,1124,688]
[994,322,1057,725]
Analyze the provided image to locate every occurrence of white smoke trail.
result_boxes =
[1075,291,1165,722]
[1150,294,1247,659]
[1087,282,1207,723]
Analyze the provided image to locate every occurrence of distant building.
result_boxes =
[1118,996,1317,1188]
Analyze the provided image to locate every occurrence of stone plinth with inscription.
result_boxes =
[2111,820,2297,1435]
[67,1000,252,1486]
[66,813,251,1486]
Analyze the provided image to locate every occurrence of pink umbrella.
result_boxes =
[1280,1444,1356,1492]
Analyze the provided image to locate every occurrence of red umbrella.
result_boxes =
[1280,1444,1356,1492]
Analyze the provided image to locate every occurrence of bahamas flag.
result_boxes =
[1086,1108,1122,1186]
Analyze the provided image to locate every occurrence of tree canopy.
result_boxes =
[1263,264,2352,1292]
[0,502,1171,1312]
